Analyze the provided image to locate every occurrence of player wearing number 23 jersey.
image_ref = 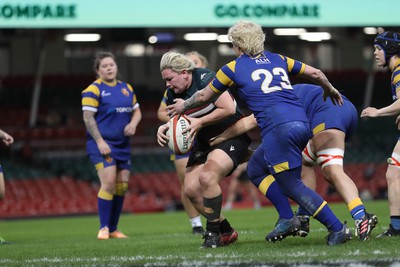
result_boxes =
[211,52,308,138]
[210,51,310,174]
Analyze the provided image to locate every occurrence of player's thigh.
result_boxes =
[392,140,400,155]
[98,165,118,188]
[0,172,4,199]
[174,157,189,184]
[201,149,234,183]
[312,129,345,151]
[117,168,130,183]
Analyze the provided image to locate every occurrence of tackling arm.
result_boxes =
[184,85,220,111]
[167,85,220,117]
[186,91,235,138]
[209,114,257,146]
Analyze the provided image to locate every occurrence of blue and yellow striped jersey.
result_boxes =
[81,79,139,147]
[391,58,400,101]
[210,51,308,136]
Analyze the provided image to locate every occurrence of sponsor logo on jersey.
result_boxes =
[230,145,235,151]
[200,72,214,82]
[107,107,134,114]
[101,90,111,97]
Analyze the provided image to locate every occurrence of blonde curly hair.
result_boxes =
[160,51,195,73]
[228,20,265,56]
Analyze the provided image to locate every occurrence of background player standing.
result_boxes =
[361,31,400,237]
[82,51,142,240]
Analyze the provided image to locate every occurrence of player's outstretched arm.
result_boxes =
[362,99,400,118]
[0,129,14,146]
[302,65,343,105]
[209,114,257,146]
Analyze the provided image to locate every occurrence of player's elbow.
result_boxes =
[311,69,324,79]
[226,105,236,116]
[303,65,323,81]
[157,111,169,123]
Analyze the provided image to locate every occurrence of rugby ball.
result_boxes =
[167,115,193,155]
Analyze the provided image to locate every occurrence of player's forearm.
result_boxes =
[83,111,103,142]
[130,108,142,127]
[302,66,333,93]
[0,129,6,140]
[223,114,257,139]
[184,86,219,111]
[198,107,234,128]
[377,100,400,116]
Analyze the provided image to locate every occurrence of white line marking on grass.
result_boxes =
[1,250,397,266]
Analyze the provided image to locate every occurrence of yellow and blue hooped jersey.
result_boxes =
[391,58,400,101]
[210,51,309,137]
[81,79,139,155]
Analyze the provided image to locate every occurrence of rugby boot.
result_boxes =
[109,230,128,239]
[220,228,238,246]
[326,222,352,246]
[97,226,110,240]
[355,213,378,241]
[376,224,400,238]
[266,216,301,242]
[200,231,220,249]
[297,214,310,237]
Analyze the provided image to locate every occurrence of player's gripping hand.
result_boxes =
[323,86,343,105]
[157,123,169,147]
[167,98,185,117]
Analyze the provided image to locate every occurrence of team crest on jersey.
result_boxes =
[121,88,129,97]
[104,155,113,163]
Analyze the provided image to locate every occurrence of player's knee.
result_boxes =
[321,166,341,183]
[183,182,198,199]
[100,183,115,195]
[198,171,217,188]
[115,182,128,196]
[386,168,400,184]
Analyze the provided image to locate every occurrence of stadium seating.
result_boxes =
[0,160,389,219]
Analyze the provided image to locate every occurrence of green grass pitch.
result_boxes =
[0,200,399,266]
